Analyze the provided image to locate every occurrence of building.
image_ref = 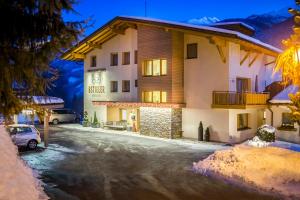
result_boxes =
[62,16,283,143]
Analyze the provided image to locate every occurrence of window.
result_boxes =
[237,113,249,130]
[91,56,97,67]
[282,113,294,127]
[142,91,167,103]
[236,78,251,92]
[143,59,167,76]
[122,80,130,92]
[110,53,118,66]
[122,52,130,65]
[110,81,118,92]
[135,80,138,87]
[187,43,198,59]
[134,50,138,64]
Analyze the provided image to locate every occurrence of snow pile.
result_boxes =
[0,125,48,200]
[193,145,300,198]
[247,136,270,147]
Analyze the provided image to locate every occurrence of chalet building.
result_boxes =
[62,16,283,143]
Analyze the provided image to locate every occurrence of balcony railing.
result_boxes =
[212,91,270,108]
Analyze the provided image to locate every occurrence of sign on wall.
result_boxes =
[87,71,105,94]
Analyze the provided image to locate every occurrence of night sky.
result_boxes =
[64,0,294,35]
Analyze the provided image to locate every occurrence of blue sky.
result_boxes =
[64,0,294,35]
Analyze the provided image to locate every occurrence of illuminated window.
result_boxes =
[143,91,153,103]
[111,53,118,66]
[152,91,161,103]
[161,59,167,75]
[122,52,130,65]
[91,56,97,67]
[144,60,152,76]
[153,60,161,76]
[142,91,167,103]
[143,59,167,76]
[237,113,249,130]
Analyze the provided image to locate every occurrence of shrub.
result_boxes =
[256,125,275,142]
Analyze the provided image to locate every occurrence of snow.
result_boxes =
[0,125,48,200]
[247,136,271,147]
[119,16,282,53]
[32,96,64,105]
[193,144,300,199]
[187,17,220,25]
[269,85,299,104]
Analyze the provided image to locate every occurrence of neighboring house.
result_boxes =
[267,85,300,144]
[62,16,282,143]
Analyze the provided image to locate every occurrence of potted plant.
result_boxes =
[82,111,90,127]
[198,121,204,141]
[92,111,100,128]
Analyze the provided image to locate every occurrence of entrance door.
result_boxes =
[120,109,127,121]
[236,78,250,93]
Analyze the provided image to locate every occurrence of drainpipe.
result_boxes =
[267,105,274,126]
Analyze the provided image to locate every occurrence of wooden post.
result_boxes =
[43,109,50,148]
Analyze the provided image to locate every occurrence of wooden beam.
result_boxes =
[209,37,226,63]
[265,60,276,66]
[249,53,259,67]
[86,42,102,49]
[110,27,125,35]
[240,51,250,66]
[72,52,85,60]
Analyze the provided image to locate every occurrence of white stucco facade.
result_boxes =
[83,28,138,122]
[182,34,277,143]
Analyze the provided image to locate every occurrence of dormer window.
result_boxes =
[91,56,97,67]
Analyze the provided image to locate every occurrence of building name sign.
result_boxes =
[88,86,105,94]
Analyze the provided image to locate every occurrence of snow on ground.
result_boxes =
[0,125,48,200]
[193,144,300,199]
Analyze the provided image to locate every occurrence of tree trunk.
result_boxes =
[43,110,50,148]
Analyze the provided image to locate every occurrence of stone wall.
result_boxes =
[140,107,182,138]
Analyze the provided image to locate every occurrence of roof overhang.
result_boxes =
[62,16,281,61]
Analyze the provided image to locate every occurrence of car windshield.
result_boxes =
[9,127,32,134]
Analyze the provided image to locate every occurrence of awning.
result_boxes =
[92,101,186,108]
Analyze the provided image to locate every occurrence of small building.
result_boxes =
[15,96,64,124]
[267,85,300,144]
[62,16,282,143]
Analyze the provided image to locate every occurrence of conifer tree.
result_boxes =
[0,0,85,119]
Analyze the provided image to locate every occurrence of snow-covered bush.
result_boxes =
[256,124,275,142]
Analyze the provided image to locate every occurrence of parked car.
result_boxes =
[50,108,80,125]
[7,124,41,150]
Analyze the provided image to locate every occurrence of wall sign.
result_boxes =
[88,72,105,94]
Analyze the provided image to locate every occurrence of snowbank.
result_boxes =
[0,125,48,200]
[193,145,300,199]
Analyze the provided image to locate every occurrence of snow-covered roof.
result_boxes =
[269,85,299,104]
[212,21,256,31]
[32,96,64,105]
[62,16,281,61]
[119,16,281,53]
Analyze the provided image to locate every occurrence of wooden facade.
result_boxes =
[137,25,184,104]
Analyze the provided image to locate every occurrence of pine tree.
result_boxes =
[0,0,86,119]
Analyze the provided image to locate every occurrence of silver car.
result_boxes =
[8,124,41,149]
[50,109,80,125]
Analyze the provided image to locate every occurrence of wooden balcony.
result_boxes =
[212,91,270,109]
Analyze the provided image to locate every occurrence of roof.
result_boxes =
[212,21,255,32]
[62,16,282,61]
[269,85,299,104]
[32,96,64,105]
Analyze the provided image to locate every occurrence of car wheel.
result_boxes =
[52,119,59,125]
[27,140,37,150]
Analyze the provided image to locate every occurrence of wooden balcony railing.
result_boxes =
[212,91,270,108]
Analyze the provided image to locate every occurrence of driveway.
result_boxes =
[20,125,277,200]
